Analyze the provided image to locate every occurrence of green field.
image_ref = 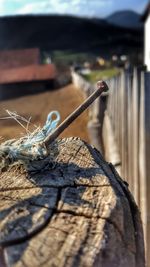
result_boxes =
[51,50,95,66]
[83,68,120,83]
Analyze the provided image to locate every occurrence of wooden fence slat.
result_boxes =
[120,71,128,179]
[139,71,150,267]
[127,75,133,191]
[117,76,122,152]
[132,68,140,204]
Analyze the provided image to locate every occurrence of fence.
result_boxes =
[72,68,150,266]
[104,69,150,266]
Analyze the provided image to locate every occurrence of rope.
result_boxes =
[0,111,60,170]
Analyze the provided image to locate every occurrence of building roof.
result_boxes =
[0,48,40,70]
[141,2,150,22]
[0,64,56,84]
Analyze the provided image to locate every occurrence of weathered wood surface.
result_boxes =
[0,137,145,267]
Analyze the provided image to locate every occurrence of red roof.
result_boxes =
[0,48,40,70]
[0,64,56,84]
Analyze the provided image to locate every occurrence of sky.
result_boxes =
[0,0,148,18]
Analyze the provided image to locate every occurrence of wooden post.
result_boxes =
[116,75,121,151]
[114,77,118,139]
[0,137,145,267]
[87,94,107,154]
[127,74,133,192]
[132,68,140,205]
[120,71,128,180]
[118,73,123,165]
[139,72,150,266]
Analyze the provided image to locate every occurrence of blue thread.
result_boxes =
[25,110,60,145]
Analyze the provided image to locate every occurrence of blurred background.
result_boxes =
[0,0,147,141]
[0,0,150,264]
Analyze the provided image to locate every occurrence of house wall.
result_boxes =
[145,14,150,70]
[0,64,56,84]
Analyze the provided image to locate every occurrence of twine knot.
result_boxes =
[0,111,60,171]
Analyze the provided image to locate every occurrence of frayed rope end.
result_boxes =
[0,111,60,170]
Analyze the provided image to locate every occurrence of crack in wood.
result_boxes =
[0,184,110,193]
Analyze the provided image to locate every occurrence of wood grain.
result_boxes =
[0,137,145,267]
